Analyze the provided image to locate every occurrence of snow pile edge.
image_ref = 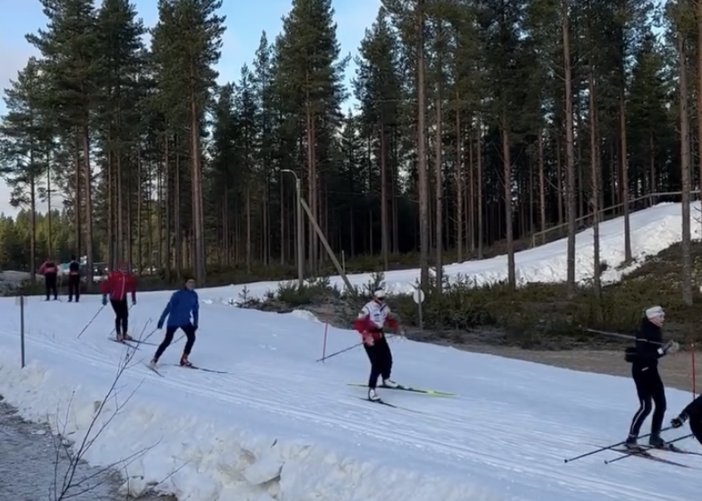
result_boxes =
[0,357,505,501]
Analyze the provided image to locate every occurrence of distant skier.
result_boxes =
[623,305,679,450]
[150,277,199,368]
[67,255,81,302]
[670,394,702,446]
[38,257,58,301]
[352,287,403,402]
[101,262,137,342]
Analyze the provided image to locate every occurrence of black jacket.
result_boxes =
[68,260,80,275]
[625,317,664,370]
[682,394,702,420]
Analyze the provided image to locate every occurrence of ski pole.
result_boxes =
[564,426,674,463]
[604,433,693,465]
[77,304,106,339]
[583,328,665,345]
[316,342,361,362]
[315,332,405,363]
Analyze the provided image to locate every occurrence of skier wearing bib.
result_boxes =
[623,305,679,450]
[670,394,702,446]
[353,287,403,402]
[151,277,199,368]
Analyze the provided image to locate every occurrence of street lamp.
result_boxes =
[281,169,304,289]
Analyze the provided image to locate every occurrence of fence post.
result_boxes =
[16,295,25,368]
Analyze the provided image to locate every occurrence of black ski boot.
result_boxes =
[648,434,668,449]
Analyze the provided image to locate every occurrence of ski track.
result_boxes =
[1,295,702,501]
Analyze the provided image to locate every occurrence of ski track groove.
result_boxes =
[0,327,696,501]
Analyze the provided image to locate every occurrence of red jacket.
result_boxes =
[102,271,137,302]
[39,261,58,275]
[352,300,399,340]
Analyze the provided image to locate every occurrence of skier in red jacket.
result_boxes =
[352,287,403,402]
[101,262,137,342]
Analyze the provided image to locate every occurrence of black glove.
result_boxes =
[671,414,687,428]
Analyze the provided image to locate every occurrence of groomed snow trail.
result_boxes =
[0,292,699,500]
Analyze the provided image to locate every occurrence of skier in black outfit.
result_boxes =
[670,394,702,445]
[67,255,81,302]
[624,305,679,450]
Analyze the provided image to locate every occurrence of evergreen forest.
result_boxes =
[0,0,699,313]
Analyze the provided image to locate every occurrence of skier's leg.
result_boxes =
[67,277,73,301]
[110,300,122,337]
[51,276,58,299]
[648,374,667,446]
[179,325,196,366]
[44,278,50,300]
[74,276,80,301]
[153,327,176,362]
[627,372,653,446]
[120,300,130,339]
[363,343,381,388]
[377,336,393,380]
[182,324,196,356]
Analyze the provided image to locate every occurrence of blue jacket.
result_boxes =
[158,288,199,328]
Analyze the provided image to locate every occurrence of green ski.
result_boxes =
[347,383,456,397]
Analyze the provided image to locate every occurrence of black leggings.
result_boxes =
[363,334,393,389]
[68,275,80,301]
[110,299,129,335]
[45,274,57,300]
[154,324,196,361]
[629,366,667,437]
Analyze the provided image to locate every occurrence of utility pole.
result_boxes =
[282,169,304,288]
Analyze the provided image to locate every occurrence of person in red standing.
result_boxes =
[38,257,59,301]
[101,262,137,342]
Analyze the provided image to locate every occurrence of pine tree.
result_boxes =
[0,58,50,278]
[354,7,403,270]
[274,0,348,272]
[27,0,101,283]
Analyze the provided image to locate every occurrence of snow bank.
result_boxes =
[197,201,701,303]
[0,357,504,501]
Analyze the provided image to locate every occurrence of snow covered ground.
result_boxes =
[223,201,702,302]
[0,201,699,500]
[0,291,700,500]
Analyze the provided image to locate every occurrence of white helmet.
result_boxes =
[374,287,386,300]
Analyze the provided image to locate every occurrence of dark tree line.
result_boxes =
[0,0,699,302]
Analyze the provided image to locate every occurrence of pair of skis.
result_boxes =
[145,362,228,377]
[607,443,701,468]
[349,382,455,411]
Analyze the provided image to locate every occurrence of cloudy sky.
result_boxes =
[0,0,378,216]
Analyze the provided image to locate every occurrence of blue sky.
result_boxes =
[0,0,380,216]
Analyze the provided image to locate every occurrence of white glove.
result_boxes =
[658,340,680,355]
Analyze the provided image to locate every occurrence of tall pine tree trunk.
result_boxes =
[678,30,693,306]
[563,0,577,296]
[416,0,429,292]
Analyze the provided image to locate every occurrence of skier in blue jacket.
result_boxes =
[150,277,199,368]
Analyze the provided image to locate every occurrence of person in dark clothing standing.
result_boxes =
[670,394,702,446]
[39,258,58,301]
[151,277,199,368]
[101,262,137,342]
[624,305,679,450]
[352,287,404,402]
[67,255,81,302]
